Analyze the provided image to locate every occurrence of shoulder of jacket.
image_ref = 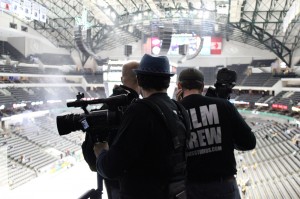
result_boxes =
[128,98,154,110]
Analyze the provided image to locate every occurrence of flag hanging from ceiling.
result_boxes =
[0,0,12,11]
[39,5,47,23]
[12,0,20,14]
[200,36,211,55]
[23,0,32,18]
[32,2,39,20]
[211,37,222,54]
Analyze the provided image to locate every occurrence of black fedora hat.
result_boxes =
[134,54,174,76]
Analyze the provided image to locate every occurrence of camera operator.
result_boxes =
[93,54,190,199]
[176,68,256,199]
[205,68,237,100]
[81,61,140,199]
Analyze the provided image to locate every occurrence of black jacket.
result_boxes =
[81,85,139,171]
[96,93,189,199]
[180,94,256,181]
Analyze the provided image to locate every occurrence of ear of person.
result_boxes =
[176,89,184,101]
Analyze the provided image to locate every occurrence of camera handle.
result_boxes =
[78,173,103,199]
[72,92,90,115]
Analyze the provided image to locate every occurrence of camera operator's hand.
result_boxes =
[176,89,184,101]
[93,142,109,157]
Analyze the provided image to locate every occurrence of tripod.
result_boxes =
[78,173,103,199]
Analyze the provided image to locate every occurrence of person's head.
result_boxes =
[134,54,174,95]
[121,61,139,92]
[178,68,204,93]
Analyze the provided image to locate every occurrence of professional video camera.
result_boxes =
[56,92,132,142]
[206,68,237,100]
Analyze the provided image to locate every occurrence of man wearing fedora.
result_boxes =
[93,54,190,199]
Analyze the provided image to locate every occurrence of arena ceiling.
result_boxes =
[14,0,300,65]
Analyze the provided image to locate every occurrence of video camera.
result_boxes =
[206,68,237,100]
[56,93,132,142]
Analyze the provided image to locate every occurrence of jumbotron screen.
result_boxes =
[151,34,201,55]
[150,34,222,55]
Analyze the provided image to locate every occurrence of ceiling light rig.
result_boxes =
[72,0,231,57]
[82,0,114,25]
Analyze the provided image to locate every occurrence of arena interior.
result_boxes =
[0,0,300,198]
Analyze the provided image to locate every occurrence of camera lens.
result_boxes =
[56,114,82,136]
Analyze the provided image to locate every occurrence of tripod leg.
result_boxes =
[90,190,102,199]
[104,179,113,199]
[91,173,103,199]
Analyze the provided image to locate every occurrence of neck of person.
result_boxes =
[142,88,167,98]
[183,89,202,98]
[122,81,140,95]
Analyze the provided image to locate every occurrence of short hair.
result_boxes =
[180,80,203,90]
[178,68,204,90]
[137,74,170,91]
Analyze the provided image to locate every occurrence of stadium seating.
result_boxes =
[1,50,299,197]
[236,118,300,198]
[250,59,276,67]
[32,53,75,65]
[227,64,248,85]
[0,116,85,189]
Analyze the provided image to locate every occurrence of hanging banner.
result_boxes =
[11,0,20,14]
[39,5,47,23]
[200,36,211,55]
[31,2,39,20]
[0,0,12,12]
[23,0,32,18]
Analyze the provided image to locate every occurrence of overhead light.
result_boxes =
[111,12,116,20]
[191,10,198,15]
[214,24,219,32]
[203,11,210,19]
[0,105,5,110]
[82,0,114,25]
[197,10,204,18]
[137,13,142,20]
[147,0,163,18]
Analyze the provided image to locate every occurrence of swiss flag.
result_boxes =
[211,37,222,54]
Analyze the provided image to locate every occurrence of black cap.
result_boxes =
[179,68,204,82]
[216,68,237,85]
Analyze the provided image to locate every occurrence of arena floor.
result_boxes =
[3,161,108,199]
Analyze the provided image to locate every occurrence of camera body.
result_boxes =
[206,68,237,100]
[56,93,132,142]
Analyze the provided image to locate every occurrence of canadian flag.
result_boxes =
[211,37,222,54]
[0,2,10,11]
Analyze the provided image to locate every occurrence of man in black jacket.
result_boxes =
[176,68,256,199]
[93,54,190,199]
[81,61,140,199]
